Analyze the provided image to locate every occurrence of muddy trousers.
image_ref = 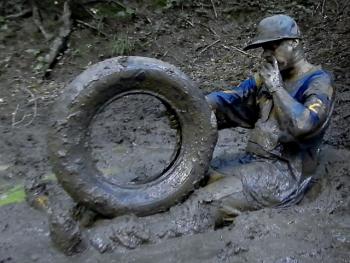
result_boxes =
[100,156,309,249]
[97,175,250,249]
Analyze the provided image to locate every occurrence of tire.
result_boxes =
[48,56,218,217]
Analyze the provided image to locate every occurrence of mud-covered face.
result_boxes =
[261,39,297,70]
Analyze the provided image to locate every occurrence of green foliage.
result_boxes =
[110,34,135,56]
[0,185,25,206]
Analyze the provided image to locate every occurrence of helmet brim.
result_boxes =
[243,36,301,51]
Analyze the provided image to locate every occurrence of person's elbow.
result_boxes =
[287,110,322,138]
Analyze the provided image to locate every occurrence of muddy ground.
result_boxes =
[0,0,349,262]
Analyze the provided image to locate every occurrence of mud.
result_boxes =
[0,0,349,262]
[89,94,178,185]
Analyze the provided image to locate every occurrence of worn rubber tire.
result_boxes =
[48,56,217,217]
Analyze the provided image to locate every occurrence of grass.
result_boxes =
[0,173,57,207]
[0,185,26,207]
[110,34,135,56]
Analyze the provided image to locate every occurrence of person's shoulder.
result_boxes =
[309,67,334,85]
[304,66,334,99]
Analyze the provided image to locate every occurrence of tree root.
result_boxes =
[43,0,72,78]
[31,1,53,41]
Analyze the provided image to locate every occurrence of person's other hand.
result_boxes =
[260,56,283,93]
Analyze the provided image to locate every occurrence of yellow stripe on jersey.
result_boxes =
[254,73,263,88]
[308,102,322,113]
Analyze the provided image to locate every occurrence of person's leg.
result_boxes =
[88,174,248,250]
[239,159,301,208]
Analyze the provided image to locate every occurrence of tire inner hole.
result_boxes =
[89,93,180,186]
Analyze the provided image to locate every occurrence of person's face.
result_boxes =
[261,39,297,70]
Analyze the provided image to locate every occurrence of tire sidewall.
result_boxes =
[48,56,217,217]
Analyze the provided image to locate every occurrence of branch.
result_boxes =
[321,0,327,14]
[192,39,221,63]
[198,22,219,37]
[43,0,72,77]
[198,39,221,55]
[210,0,218,19]
[76,19,108,37]
[31,2,52,41]
[222,44,260,59]
[5,8,32,19]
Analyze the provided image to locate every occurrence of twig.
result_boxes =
[31,2,52,41]
[210,0,218,19]
[81,0,127,9]
[145,17,152,24]
[11,104,20,127]
[222,44,260,59]
[12,87,38,128]
[162,50,169,58]
[76,19,108,37]
[43,0,72,77]
[110,0,128,9]
[197,22,219,37]
[198,39,221,55]
[192,39,220,63]
[154,42,181,64]
[208,26,219,37]
[185,19,194,27]
[343,113,350,119]
[321,0,327,14]
[24,96,38,127]
[5,8,32,19]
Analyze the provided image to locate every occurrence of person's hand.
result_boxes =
[260,56,283,93]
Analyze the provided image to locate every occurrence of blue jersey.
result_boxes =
[206,68,334,207]
[207,69,333,132]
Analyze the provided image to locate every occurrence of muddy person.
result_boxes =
[94,14,335,248]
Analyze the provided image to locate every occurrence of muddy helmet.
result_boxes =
[244,15,301,50]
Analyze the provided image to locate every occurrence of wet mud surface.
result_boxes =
[0,0,349,262]
[89,94,178,185]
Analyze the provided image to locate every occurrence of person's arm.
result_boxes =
[206,76,260,129]
[272,82,333,138]
[260,58,334,138]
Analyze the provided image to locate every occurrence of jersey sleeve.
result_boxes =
[206,76,260,128]
[276,71,334,139]
[301,73,334,127]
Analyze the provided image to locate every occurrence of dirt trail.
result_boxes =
[0,0,349,262]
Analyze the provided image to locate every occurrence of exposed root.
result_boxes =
[43,0,72,77]
[31,2,52,41]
